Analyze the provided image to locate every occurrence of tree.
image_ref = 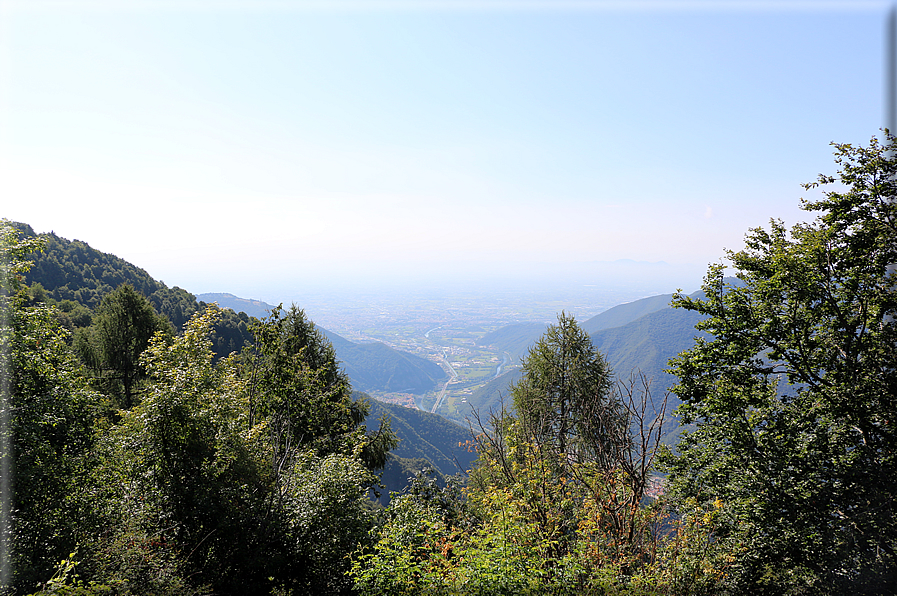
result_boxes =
[510,312,624,470]
[246,304,396,474]
[664,133,897,593]
[98,306,280,595]
[78,284,171,409]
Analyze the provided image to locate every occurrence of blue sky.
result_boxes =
[0,1,887,302]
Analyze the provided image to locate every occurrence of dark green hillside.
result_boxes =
[475,321,546,361]
[464,301,709,437]
[376,456,449,506]
[362,396,475,502]
[16,223,201,330]
[323,328,446,394]
[365,397,475,476]
[14,223,254,358]
[337,340,445,394]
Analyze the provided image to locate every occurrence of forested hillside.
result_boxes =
[15,222,255,360]
[17,223,201,330]
[590,306,708,412]
[367,397,475,475]
[363,397,476,505]
[14,225,445,395]
[328,333,446,394]
[2,135,896,596]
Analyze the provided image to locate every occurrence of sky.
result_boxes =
[0,0,888,303]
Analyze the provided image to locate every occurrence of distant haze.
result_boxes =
[1,2,883,303]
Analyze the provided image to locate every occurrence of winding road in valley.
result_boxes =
[431,349,458,413]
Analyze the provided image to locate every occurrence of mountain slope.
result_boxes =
[589,306,709,415]
[580,288,708,334]
[475,322,546,362]
[17,223,202,330]
[363,396,477,503]
[366,398,476,477]
[581,293,675,334]
[200,292,447,395]
[462,368,523,419]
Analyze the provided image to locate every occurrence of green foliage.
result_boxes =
[589,305,709,441]
[511,312,623,470]
[354,417,686,595]
[3,224,404,595]
[13,223,253,360]
[97,307,259,592]
[663,133,897,593]
[1,221,100,594]
[283,452,378,594]
[376,456,449,506]
[204,305,253,359]
[76,284,172,409]
[365,397,476,474]
[246,305,397,471]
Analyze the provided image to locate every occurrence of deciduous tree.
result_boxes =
[78,283,171,409]
[664,133,897,593]
[1,221,98,592]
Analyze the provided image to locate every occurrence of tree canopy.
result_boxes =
[664,133,897,593]
[510,312,623,469]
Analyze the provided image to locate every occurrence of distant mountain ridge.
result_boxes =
[581,292,679,334]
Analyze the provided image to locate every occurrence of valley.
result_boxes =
[206,285,672,425]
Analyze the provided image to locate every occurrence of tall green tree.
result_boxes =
[511,312,624,470]
[664,134,897,593]
[246,304,396,473]
[78,284,170,409]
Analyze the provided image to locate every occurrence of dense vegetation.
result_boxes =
[1,134,895,594]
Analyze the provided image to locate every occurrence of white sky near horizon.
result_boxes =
[0,0,888,303]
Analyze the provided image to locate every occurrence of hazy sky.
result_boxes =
[0,1,887,302]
